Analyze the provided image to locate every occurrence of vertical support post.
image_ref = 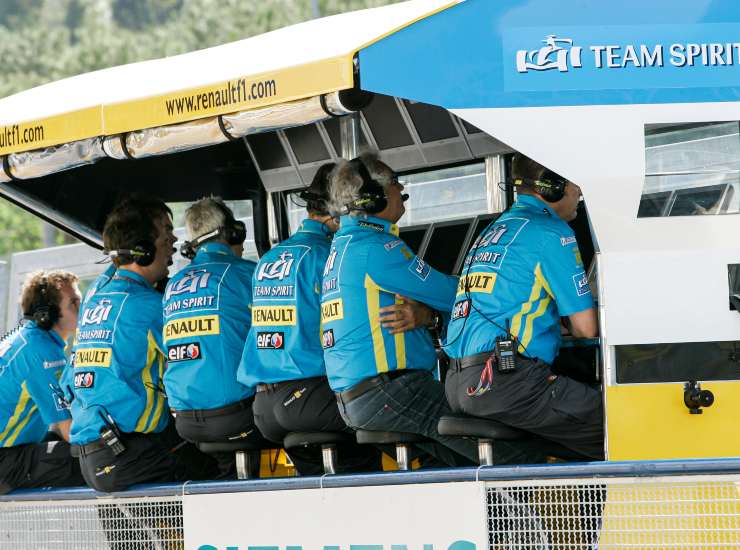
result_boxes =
[340,113,361,159]
[478,439,494,466]
[485,155,508,214]
[396,443,410,471]
[235,451,248,480]
[321,444,337,475]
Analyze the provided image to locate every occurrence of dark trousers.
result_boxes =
[445,357,605,460]
[0,439,83,495]
[336,370,485,467]
[79,419,218,493]
[254,376,382,475]
[175,398,263,478]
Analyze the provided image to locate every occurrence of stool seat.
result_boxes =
[196,438,268,454]
[437,415,529,441]
[283,431,352,449]
[355,430,426,445]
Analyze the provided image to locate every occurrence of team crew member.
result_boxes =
[322,153,480,467]
[445,153,603,460]
[0,270,84,494]
[163,197,261,476]
[238,164,381,475]
[70,197,215,492]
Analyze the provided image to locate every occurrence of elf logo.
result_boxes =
[256,332,285,349]
[322,328,335,349]
[167,342,202,362]
[74,371,95,389]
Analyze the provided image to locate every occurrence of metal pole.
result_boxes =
[340,113,360,159]
[310,0,321,19]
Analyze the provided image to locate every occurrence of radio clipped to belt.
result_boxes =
[99,413,126,456]
[466,320,518,397]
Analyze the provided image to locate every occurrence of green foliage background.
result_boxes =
[0,0,400,257]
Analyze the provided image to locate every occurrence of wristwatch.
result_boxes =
[428,309,442,332]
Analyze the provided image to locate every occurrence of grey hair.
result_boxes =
[327,152,393,217]
[185,196,228,240]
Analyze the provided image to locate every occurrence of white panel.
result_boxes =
[183,482,487,550]
[453,102,740,344]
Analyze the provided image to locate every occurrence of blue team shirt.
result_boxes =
[163,242,256,410]
[238,219,332,388]
[321,215,458,392]
[70,269,169,445]
[444,195,594,364]
[0,322,70,448]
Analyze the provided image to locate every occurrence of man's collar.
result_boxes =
[196,242,234,258]
[114,268,154,288]
[515,194,558,218]
[340,215,400,237]
[298,218,332,237]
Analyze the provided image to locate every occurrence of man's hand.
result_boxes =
[379,294,435,335]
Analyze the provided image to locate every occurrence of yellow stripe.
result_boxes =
[146,353,166,433]
[0,382,33,446]
[365,274,389,374]
[134,331,158,433]
[519,264,553,350]
[6,403,38,447]
[510,265,544,351]
[393,295,407,371]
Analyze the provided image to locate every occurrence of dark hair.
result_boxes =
[103,194,172,266]
[511,153,548,182]
[303,162,336,215]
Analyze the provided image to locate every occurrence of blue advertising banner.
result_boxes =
[359,0,740,108]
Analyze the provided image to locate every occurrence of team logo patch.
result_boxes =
[408,257,430,281]
[252,306,297,326]
[257,251,295,281]
[572,271,590,296]
[74,371,95,389]
[256,332,285,349]
[322,329,335,349]
[384,239,403,251]
[321,299,344,323]
[167,342,202,363]
[452,299,471,320]
[164,315,220,340]
[74,348,112,368]
[457,272,496,295]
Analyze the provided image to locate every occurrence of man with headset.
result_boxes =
[238,164,382,475]
[69,196,216,492]
[0,270,85,494]
[163,197,262,477]
[321,153,484,467]
[444,153,603,460]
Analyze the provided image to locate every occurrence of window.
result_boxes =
[285,162,489,234]
[167,200,258,269]
[640,122,740,217]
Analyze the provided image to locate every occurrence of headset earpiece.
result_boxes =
[349,159,387,215]
[106,241,156,266]
[31,276,59,331]
[512,170,567,203]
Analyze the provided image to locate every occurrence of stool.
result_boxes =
[196,439,268,480]
[283,432,353,475]
[355,430,427,471]
[437,415,529,466]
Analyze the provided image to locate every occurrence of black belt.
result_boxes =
[450,351,535,371]
[71,438,107,458]
[173,397,252,420]
[256,376,325,393]
[337,369,418,404]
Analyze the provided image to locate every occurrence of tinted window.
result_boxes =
[284,125,330,164]
[247,133,291,170]
[362,94,414,150]
[402,100,459,143]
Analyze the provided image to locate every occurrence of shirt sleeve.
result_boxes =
[21,347,70,426]
[366,238,458,313]
[538,227,595,316]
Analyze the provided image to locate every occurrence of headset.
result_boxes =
[347,158,388,215]
[180,201,246,260]
[105,241,157,267]
[298,162,335,215]
[512,168,568,203]
[28,276,59,331]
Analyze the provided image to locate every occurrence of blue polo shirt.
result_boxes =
[321,215,458,392]
[163,242,256,410]
[444,194,594,364]
[238,218,333,388]
[0,322,70,448]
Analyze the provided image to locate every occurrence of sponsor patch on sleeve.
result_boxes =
[73,371,95,389]
[322,328,335,349]
[256,332,284,349]
[384,239,403,251]
[408,257,430,281]
[572,271,590,296]
[560,236,577,246]
[167,342,202,363]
